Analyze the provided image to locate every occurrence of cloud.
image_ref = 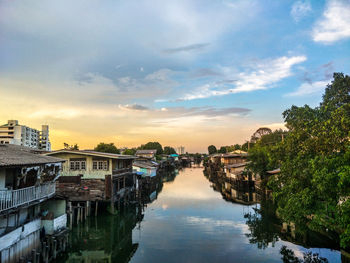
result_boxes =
[181,55,307,100]
[117,105,251,118]
[286,80,329,96]
[290,1,312,22]
[190,68,222,78]
[119,104,149,111]
[163,43,209,53]
[312,0,350,44]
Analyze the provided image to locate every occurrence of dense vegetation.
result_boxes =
[247,73,350,249]
[94,142,120,154]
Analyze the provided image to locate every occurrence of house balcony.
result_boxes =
[0,182,56,214]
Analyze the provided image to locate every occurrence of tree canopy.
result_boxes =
[265,73,350,249]
[208,145,217,155]
[218,146,227,154]
[123,148,136,155]
[63,143,79,150]
[94,142,120,154]
[140,142,163,155]
[163,146,176,155]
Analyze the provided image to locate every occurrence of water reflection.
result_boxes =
[58,206,143,262]
[57,168,345,263]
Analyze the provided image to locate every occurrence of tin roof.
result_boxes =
[0,144,64,167]
[45,149,137,160]
[136,149,157,155]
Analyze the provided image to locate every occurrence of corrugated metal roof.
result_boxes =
[0,144,65,167]
[136,149,157,154]
[46,149,137,160]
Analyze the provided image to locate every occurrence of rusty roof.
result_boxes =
[45,149,137,160]
[0,144,65,167]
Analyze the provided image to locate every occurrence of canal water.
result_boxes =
[58,167,342,263]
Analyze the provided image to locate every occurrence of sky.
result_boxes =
[0,0,350,153]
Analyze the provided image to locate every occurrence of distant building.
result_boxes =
[135,149,157,160]
[176,146,185,155]
[0,120,51,151]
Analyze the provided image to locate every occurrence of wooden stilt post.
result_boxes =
[32,249,37,263]
[87,201,91,216]
[53,239,57,259]
[68,201,73,229]
[77,204,80,224]
[111,179,115,214]
[85,202,87,220]
[95,201,98,217]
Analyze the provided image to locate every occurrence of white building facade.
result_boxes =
[0,120,51,151]
[176,146,185,155]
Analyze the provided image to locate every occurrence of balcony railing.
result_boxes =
[0,182,56,213]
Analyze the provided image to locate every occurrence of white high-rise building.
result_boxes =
[176,146,185,155]
[0,120,51,150]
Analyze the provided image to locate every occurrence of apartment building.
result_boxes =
[0,120,51,151]
[176,146,185,155]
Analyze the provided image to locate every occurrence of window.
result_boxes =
[70,161,75,170]
[70,159,86,170]
[93,160,108,170]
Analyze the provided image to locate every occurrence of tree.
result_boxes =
[63,143,79,150]
[123,148,136,155]
[163,146,176,155]
[251,127,272,143]
[208,145,217,155]
[268,73,350,250]
[218,146,227,153]
[94,143,120,154]
[140,142,163,155]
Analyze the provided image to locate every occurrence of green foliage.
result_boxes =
[163,146,176,155]
[208,145,217,154]
[140,142,163,155]
[63,143,79,150]
[94,142,120,154]
[123,148,136,155]
[246,129,285,181]
[266,73,350,249]
[218,146,227,153]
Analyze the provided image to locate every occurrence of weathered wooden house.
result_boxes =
[45,150,138,214]
[0,144,67,263]
[220,153,248,166]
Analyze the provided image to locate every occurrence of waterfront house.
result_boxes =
[133,161,157,178]
[220,153,247,166]
[45,150,138,213]
[135,149,157,160]
[0,144,67,263]
[224,162,247,179]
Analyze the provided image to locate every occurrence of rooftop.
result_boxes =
[0,144,64,167]
[133,161,158,169]
[46,149,137,160]
[136,149,157,155]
